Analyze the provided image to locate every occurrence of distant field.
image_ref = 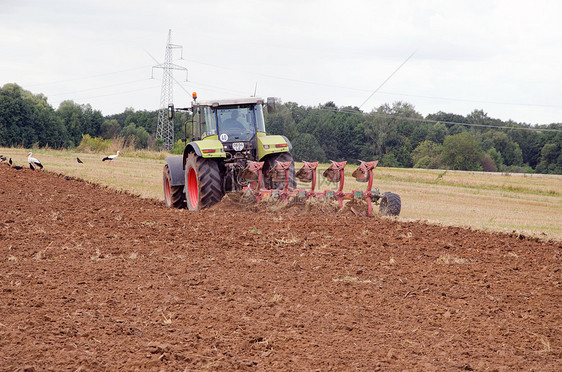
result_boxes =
[3,147,561,241]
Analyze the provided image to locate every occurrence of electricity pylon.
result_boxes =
[153,29,187,150]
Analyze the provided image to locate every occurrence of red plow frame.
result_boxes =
[240,160,386,216]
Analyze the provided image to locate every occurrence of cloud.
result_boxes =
[1,0,561,124]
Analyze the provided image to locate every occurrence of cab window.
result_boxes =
[201,107,217,138]
[254,104,265,133]
[216,105,254,142]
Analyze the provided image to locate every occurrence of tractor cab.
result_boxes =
[190,98,267,162]
[215,104,264,142]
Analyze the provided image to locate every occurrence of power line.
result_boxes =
[359,50,417,109]
[376,90,562,109]
[11,50,560,126]
[184,56,562,111]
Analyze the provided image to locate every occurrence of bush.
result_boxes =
[479,153,497,172]
[76,134,110,153]
[381,152,399,167]
[171,139,185,155]
[412,140,442,168]
[414,155,433,169]
[121,123,149,149]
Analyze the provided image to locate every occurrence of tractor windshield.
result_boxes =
[216,105,256,143]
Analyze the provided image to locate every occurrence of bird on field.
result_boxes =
[0,155,6,162]
[77,157,84,164]
[8,157,23,170]
[102,151,119,164]
[11,160,23,170]
[27,152,43,171]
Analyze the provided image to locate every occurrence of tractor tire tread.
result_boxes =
[186,153,224,209]
[164,164,185,209]
[380,192,401,216]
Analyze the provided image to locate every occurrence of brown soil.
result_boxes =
[1,164,561,371]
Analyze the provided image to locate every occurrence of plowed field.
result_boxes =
[1,164,560,371]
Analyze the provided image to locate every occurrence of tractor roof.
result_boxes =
[194,97,265,108]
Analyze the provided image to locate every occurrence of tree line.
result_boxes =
[1,83,560,174]
[268,101,561,174]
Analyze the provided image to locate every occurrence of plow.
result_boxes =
[238,159,401,216]
[163,94,401,217]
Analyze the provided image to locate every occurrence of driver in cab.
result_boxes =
[222,110,245,132]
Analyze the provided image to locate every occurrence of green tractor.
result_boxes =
[163,95,295,210]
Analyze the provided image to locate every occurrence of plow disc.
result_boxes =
[238,160,401,216]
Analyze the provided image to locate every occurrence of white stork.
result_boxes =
[102,150,120,164]
[27,152,43,171]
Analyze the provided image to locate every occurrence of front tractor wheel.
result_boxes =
[163,164,186,209]
[184,153,224,210]
[379,192,401,216]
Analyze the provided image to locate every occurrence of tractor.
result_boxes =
[163,94,295,210]
[163,93,402,216]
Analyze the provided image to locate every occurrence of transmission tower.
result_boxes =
[153,29,187,150]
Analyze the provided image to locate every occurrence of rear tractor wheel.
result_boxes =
[379,192,401,216]
[163,164,186,208]
[185,153,224,210]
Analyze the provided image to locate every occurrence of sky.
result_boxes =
[1,0,562,125]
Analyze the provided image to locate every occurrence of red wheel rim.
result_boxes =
[188,167,199,209]
[164,176,171,205]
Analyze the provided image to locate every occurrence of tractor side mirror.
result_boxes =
[266,97,278,114]
[167,103,175,120]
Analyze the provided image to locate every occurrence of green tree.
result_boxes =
[333,107,365,162]
[487,147,504,171]
[412,140,442,169]
[410,122,431,148]
[381,152,399,167]
[509,129,541,168]
[291,133,327,162]
[296,103,340,160]
[442,132,484,171]
[284,101,309,125]
[427,122,448,144]
[121,123,150,149]
[481,131,523,166]
[426,112,467,137]
[0,83,69,148]
[364,101,422,160]
[266,105,298,138]
[57,100,83,145]
[56,101,103,147]
[100,119,121,139]
[536,143,561,174]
